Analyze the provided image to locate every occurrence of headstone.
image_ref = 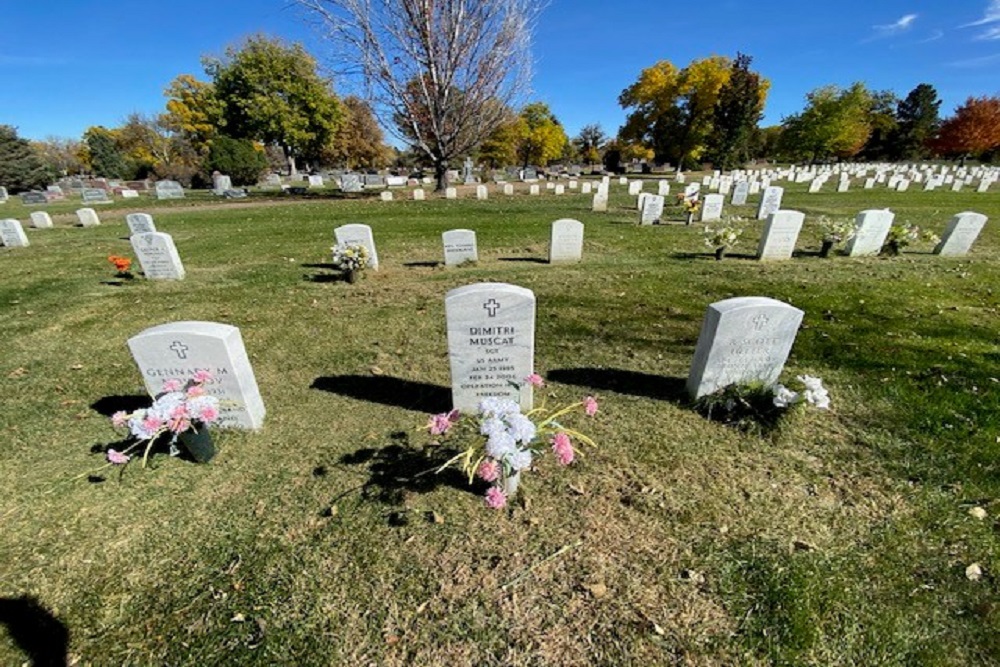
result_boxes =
[749,181,760,195]
[463,157,475,185]
[933,212,988,256]
[265,174,282,187]
[442,229,478,266]
[756,210,804,260]
[864,178,875,189]
[592,192,608,212]
[29,211,53,229]
[896,179,910,192]
[548,218,584,263]
[212,174,233,195]
[363,174,385,188]
[844,209,894,257]
[581,182,592,194]
[658,180,670,196]
[385,176,407,187]
[568,180,578,190]
[950,180,963,193]
[340,174,363,192]
[0,219,29,247]
[82,188,111,204]
[0,186,7,203]
[731,181,749,206]
[223,189,247,199]
[529,184,540,196]
[476,185,488,200]
[127,321,265,429]
[639,194,665,225]
[20,191,49,205]
[76,208,101,227]
[619,176,628,186]
[155,180,185,200]
[380,191,393,202]
[756,186,783,220]
[977,179,993,193]
[523,167,538,181]
[131,232,185,280]
[545,182,555,190]
[686,297,805,399]
[126,213,156,235]
[412,188,425,201]
[675,172,685,183]
[503,183,514,196]
[445,283,536,412]
[554,184,565,195]
[121,189,140,199]
[334,223,379,270]
[308,175,324,188]
[683,183,700,202]
[837,179,850,193]
[445,187,457,200]
[700,194,724,222]
[628,180,643,195]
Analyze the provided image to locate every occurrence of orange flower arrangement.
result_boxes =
[108,255,133,277]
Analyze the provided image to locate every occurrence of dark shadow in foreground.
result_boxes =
[311,375,451,414]
[497,257,548,264]
[90,395,150,416]
[547,367,689,404]
[339,432,479,509]
[0,596,70,667]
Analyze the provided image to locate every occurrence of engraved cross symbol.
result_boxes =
[752,314,770,331]
[169,341,190,359]
[483,299,500,317]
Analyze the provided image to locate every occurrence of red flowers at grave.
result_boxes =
[108,255,132,276]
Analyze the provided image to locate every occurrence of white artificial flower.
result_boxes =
[508,448,533,471]
[480,416,505,437]
[507,413,537,444]
[797,375,825,393]
[772,385,800,408]
[485,429,517,459]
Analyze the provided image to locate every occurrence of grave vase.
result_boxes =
[179,426,215,463]
[502,471,521,497]
[883,240,901,256]
[819,240,835,258]
[686,211,694,226]
[714,247,726,261]
[345,269,359,284]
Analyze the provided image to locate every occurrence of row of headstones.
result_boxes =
[11,181,186,206]
[333,220,586,267]
[628,185,784,223]
[374,181,597,201]
[807,173,995,194]
[121,286,805,435]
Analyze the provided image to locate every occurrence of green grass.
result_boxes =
[1,179,999,665]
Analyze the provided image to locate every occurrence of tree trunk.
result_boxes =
[283,145,297,176]
[434,159,448,192]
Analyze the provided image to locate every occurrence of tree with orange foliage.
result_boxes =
[931,96,1000,163]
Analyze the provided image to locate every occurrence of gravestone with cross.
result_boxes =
[130,232,185,280]
[126,213,156,235]
[334,224,379,270]
[127,321,265,429]
[445,283,536,412]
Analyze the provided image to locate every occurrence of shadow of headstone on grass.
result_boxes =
[547,368,688,404]
[0,595,70,667]
[90,394,150,416]
[311,375,451,413]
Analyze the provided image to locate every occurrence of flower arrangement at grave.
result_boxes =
[816,216,856,257]
[107,255,133,279]
[107,371,221,467]
[696,374,830,434]
[881,221,941,256]
[676,193,701,225]
[703,217,745,260]
[425,374,598,509]
[331,243,371,283]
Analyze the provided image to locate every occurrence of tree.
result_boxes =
[0,125,51,192]
[618,56,736,169]
[574,124,606,166]
[892,83,941,160]
[297,0,540,190]
[32,137,84,177]
[858,90,898,161]
[82,126,132,178]
[329,96,391,169]
[478,109,522,168]
[780,84,873,162]
[708,53,769,170]
[205,136,269,185]
[205,35,342,175]
[931,96,1000,163]
[514,102,567,168]
[161,74,223,157]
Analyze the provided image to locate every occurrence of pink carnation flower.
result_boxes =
[161,379,183,393]
[584,396,598,416]
[186,385,206,398]
[524,373,545,388]
[484,486,507,509]
[198,405,219,423]
[111,411,128,428]
[427,409,460,435]
[107,449,130,465]
[551,432,574,465]
[477,458,500,482]
[192,370,213,383]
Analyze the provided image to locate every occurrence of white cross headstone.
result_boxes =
[933,212,988,256]
[757,210,804,260]
[0,219,29,247]
[549,219,584,263]
[76,208,101,227]
[127,321,265,429]
[126,213,156,235]
[131,232,185,280]
[844,210,894,257]
[686,297,804,399]
[30,211,53,229]
[334,223,379,270]
[445,283,536,412]
[442,229,478,266]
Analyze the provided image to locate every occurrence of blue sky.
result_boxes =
[2,0,999,145]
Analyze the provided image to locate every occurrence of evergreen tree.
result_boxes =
[892,83,941,160]
[0,125,51,192]
[709,53,767,170]
[205,136,269,186]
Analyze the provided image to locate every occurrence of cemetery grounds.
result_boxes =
[1,181,999,665]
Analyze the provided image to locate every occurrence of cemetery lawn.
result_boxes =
[2,183,999,666]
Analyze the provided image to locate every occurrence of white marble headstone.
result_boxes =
[700,194,724,222]
[213,174,233,195]
[30,211,53,229]
[126,213,156,235]
[76,208,101,227]
[549,218,584,263]
[131,232,185,280]
[445,283,536,412]
[639,195,665,225]
[476,185,488,200]
[308,175,324,187]
[933,212,988,256]
[127,321,265,429]
[340,174,363,192]
[380,191,393,202]
[503,183,514,196]
[529,184,540,196]
[683,183,701,202]
[628,180,643,195]
[442,229,478,266]
[658,180,670,196]
[687,297,804,399]
[554,184,565,195]
[731,181,749,206]
[121,189,140,199]
[756,210,804,260]
[844,209,894,257]
[445,187,457,200]
[155,180,185,200]
[0,219,29,247]
[334,223,379,270]
[592,192,608,212]
[412,188,425,201]
[756,186,784,220]
[581,182,592,195]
